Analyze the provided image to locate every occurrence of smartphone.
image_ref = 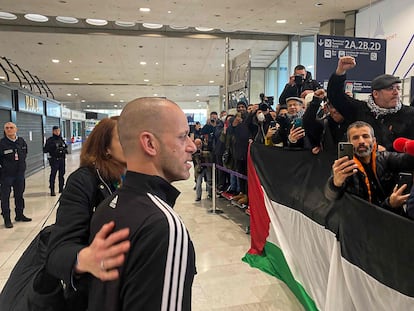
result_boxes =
[269,120,276,128]
[293,118,302,128]
[338,142,354,159]
[397,172,413,195]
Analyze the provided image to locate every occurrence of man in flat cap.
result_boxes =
[43,125,68,196]
[327,56,414,151]
[270,97,306,148]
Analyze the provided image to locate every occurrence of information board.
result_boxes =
[315,35,387,93]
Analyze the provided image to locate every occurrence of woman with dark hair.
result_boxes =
[45,117,130,310]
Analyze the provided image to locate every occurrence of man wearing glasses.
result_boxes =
[0,122,31,228]
[327,56,414,151]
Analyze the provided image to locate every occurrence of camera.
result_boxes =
[259,103,269,111]
[294,75,304,85]
[260,94,274,106]
[266,96,274,106]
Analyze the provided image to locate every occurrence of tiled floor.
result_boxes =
[0,152,304,311]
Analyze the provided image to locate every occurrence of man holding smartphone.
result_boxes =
[325,121,414,216]
[278,64,321,106]
[271,97,306,148]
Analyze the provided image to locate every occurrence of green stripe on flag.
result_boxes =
[242,241,318,311]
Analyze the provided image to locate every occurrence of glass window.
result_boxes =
[71,121,82,142]
[183,109,207,126]
[265,58,278,103]
[300,36,316,79]
[264,35,317,105]
[290,36,299,74]
[277,47,289,102]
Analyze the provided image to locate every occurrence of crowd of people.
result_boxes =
[189,56,414,218]
[0,56,414,310]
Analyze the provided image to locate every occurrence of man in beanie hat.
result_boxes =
[327,56,414,151]
[43,125,68,196]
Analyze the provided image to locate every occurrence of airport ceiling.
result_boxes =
[0,0,379,111]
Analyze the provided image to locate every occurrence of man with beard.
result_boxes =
[324,121,414,216]
[271,97,305,148]
[327,56,414,151]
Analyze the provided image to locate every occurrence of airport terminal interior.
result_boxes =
[0,0,413,310]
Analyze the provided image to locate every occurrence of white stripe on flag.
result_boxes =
[261,186,414,310]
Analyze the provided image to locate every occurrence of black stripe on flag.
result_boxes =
[250,143,414,297]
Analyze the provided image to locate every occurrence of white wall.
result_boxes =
[355,0,414,79]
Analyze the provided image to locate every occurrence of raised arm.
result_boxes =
[327,56,359,121]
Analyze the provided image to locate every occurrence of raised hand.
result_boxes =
[336,56,356,75]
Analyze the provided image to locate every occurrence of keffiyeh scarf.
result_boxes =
[366,95,402,119]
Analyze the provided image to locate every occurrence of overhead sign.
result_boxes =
[0,84,13,109]
[315,35,387,93]
[45,100,61,118]
[17,91,44,114]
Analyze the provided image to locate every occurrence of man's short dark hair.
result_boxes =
[294,64,306,71]
[237,101,247,108]
[347,121,375,141]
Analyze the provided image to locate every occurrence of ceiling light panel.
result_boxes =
[24,14,48,22]
[195,27,214,32]
[0,12,17,20]
[115,21,136,27]
[86,19,108,26]
[56,16,79,24]
[142,23,163,29]
[169,25,189,30]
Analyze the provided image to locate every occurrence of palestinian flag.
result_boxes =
[242,143,414,311]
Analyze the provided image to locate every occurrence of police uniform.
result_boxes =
[43,128,68,195]
[0,135,29,226]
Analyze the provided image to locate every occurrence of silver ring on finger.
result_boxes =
[100,259,106,271]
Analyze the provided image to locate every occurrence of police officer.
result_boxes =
[43,126,68,196]
[0,122,31,228]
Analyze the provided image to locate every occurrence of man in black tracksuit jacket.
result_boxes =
[0,122,31,228]
[88,97,197,311]
[43,125,68,196]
